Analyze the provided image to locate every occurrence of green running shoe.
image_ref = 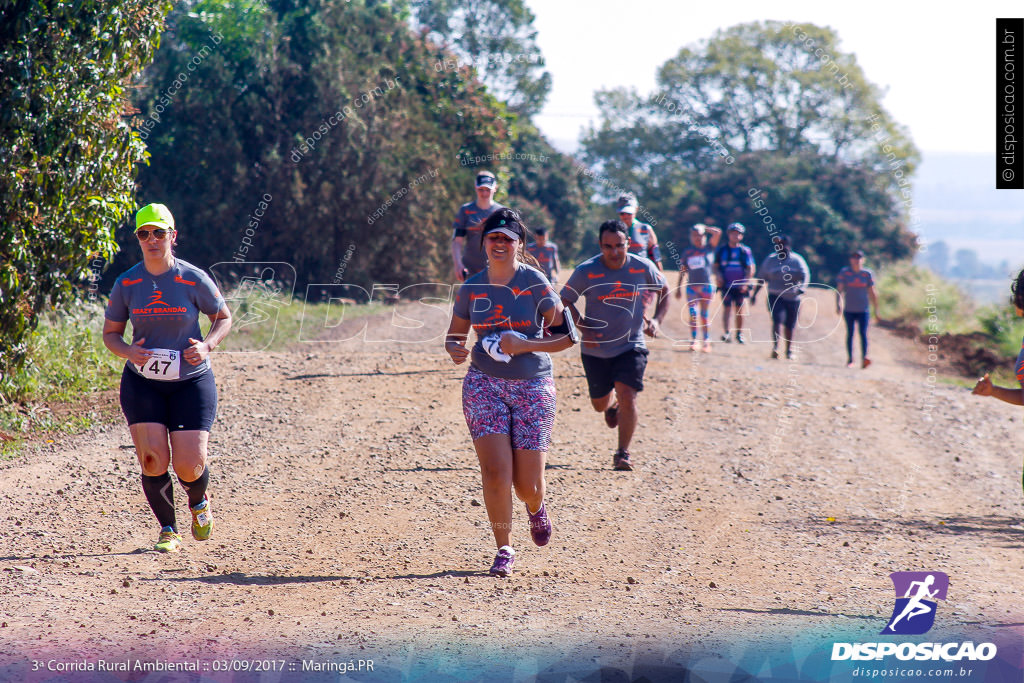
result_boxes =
[155,527,182,553]
[190,498,213,541]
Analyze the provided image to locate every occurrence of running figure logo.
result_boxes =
[882,571,949,635]
[147,289,171,307]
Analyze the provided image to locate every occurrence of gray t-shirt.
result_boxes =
[561,253,667,358]
[757,252,810,301]
[836,266,875,313]
[680,244,715,286]
[452,200,504,276]
[526,242,559,281]
[105,259,225,380]
[452,264,557,379]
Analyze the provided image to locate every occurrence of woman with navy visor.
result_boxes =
[445,207,579,576]
[103,203,232,553]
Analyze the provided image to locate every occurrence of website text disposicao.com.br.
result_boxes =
[849,665,977,679]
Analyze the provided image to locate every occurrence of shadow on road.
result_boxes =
[781,515,1024,548]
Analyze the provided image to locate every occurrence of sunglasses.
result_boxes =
[135,228,172,240]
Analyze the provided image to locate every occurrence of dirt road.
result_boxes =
[1,286,1022,681]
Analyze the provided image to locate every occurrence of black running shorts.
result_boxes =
[580,348,649,399]
[767,293,801,330]
[119,365,218,432]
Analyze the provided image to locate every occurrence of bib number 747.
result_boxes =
[134,348,181,381]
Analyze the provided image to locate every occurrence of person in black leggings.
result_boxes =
[103,203,232,553]
[835,250,879,368]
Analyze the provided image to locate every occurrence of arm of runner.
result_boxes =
[451,236,466,281]
[869,284,880,322]
[707,225,722,248]
[645,282,671,338]
[836,281,845,314]
[971,373,1024,405]
[185,305,232,366]
[675,265,686,298]
[647,228,663,270]
[445,314,471,364]
[500,305,576,355]
[750,279,763,304]
[102,319,152,366]
[744,250,756,292]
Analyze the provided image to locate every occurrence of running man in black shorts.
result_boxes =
[102,203,232,553]
[561,220,670,471]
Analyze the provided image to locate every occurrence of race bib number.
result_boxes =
[134,348,181,381]
[687,255,706,270]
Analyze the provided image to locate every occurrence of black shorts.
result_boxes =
[720,285,747,307]
[767,293,801,329]
[581,348,649,399]
[119,365,218,432]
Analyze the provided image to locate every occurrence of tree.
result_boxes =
[0,0,171,386]
[922,240,950,276]
[126,0,514,289]
[409,0,551,117]
[581,21,919,280]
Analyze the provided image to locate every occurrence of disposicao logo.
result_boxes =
[831,571,996,663]
[883,571,947,635]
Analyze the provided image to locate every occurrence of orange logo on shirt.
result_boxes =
[587,272,605,279]
[628,268,645,274]
[597,282,638,301]
[174,275,196,286]
[469,292,488,300]
[472,304,533,332]
[147,290,171,307]
[122,278,143,286]
[131,288,187,317]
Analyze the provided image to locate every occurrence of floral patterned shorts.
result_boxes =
[462,366,556,451]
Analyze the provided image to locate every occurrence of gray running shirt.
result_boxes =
[836,267,875,313]
[561,253,666,359]
[452,201,505,276]
[105,259,226,380]
[452,264,558,379]
[757,252,810,301]
[680,244,715,286]
[526,242,559,281]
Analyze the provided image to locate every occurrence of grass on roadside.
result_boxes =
[876,262,977,335]
[1,288,388,458]
[0,301,123,458]
[214,283,385,352]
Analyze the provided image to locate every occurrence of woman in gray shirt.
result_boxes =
[445,208,578,576]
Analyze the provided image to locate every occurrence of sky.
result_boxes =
[526,0,1020,157]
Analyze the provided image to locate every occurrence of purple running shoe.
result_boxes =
[489,545,515,577]
[527,502,552,546]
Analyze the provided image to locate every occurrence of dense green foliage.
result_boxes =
[122,0,514,288]
[0,0,171,386]
[581,21,919,282]
[124,0,589,289]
